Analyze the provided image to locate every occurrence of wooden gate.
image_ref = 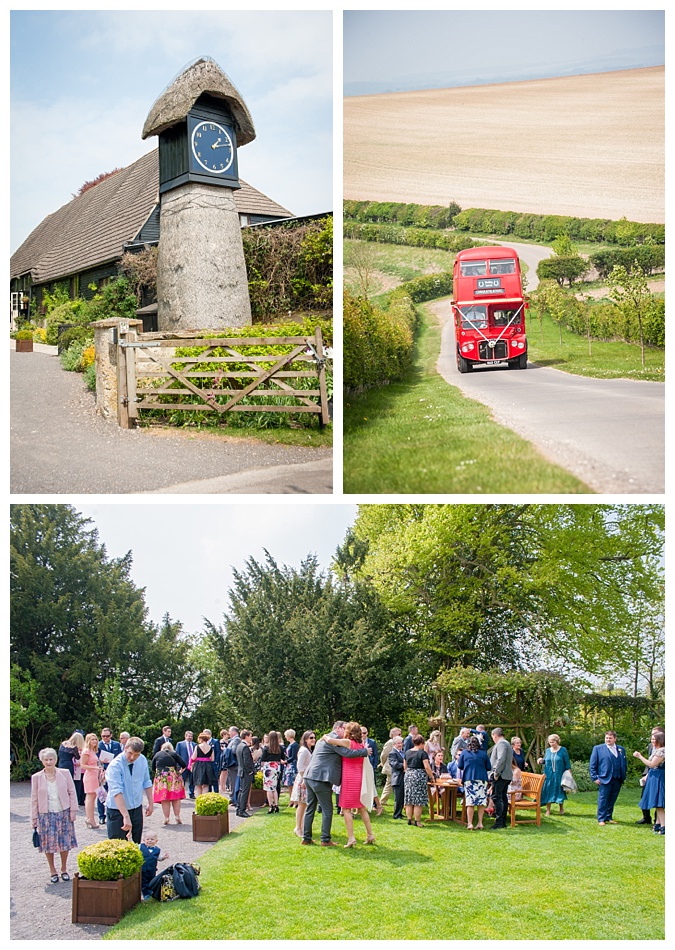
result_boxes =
[115,325,330,429]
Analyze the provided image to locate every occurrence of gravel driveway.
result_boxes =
[10,344,332,494]
[10,781,249,940]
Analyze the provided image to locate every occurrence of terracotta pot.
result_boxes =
[71,871,141,925]
[15,339,33,352]
[192,809,229,841]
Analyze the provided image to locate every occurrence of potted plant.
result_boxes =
[192,792,230,841]
[249,771,267,807]
[72,839,143,925]
[15,328,34,353]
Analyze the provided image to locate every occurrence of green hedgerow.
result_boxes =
[77,839,144,881]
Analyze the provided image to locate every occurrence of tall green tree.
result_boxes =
[204,551,414,737]
[351,504,664,681]
[10,505,203,753]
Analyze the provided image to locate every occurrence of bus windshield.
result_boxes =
[459,305,487,329]
[459,261,486,277]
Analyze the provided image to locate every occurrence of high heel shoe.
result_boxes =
[85,820,96,829]
[365,834,376,845]
[344,838,357,848]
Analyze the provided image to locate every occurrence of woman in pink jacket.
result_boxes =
[31,748,78,883]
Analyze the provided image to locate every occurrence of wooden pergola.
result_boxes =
[432,667,578,768]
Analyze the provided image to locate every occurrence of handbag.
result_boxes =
[32,829,41,848]
[561,769,577,793]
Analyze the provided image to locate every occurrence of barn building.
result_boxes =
[9,148,293,326]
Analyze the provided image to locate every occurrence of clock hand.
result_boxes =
[212,143,230,149]
[211,138,221,150]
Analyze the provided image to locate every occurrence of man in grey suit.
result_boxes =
[302,720,368,846]
[489,727,513,830]
[235,730,255,818]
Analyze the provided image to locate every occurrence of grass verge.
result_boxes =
[107,788,664,941]
[528,309,665,382]
[343,305,590,494]
[137,422,332,449]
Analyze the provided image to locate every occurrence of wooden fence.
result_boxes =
[115,324,330,429]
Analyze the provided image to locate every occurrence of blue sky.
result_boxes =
[344,9,664,94]
[10,9,332,253]
[76,503,358,637]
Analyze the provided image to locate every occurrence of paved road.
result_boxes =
[433,301,664,493]
[10,345,332,494]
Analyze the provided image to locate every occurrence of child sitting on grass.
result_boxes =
[140,831,169,900]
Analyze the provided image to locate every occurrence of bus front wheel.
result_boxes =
[457,351,472,374]
[510,354,527,370]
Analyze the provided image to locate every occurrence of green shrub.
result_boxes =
[44,300,89,344]
[77,839,144,881]
[344,289,416,390]
[15,328,35,340]
[568,760,597,793]
[10,759,42,781]
[84,362,97,391]
[253,772,264,790]
[453,207,664,245]
[195,792,229,815]
[58,326,93,353]
[60,341,87,372]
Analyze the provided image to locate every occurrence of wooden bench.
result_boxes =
[509,771,545,827]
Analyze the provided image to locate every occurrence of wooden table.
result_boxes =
[427,779,465,823]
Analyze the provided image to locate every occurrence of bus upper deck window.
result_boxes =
[460,261,487,277]
[489,259,516,275]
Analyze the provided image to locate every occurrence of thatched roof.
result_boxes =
[142,56,255,145]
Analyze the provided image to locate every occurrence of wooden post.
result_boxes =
[116,322,131,429]
[315,326,330,427]
[125,327,139,422]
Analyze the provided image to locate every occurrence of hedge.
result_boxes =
[343,289,416,391]
[344,199,461,230]
[344,220,478,253]
[589,245,665,279]
[453,207,665,246]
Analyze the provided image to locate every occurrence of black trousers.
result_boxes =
[237,772,253,815]
[304,778,334,843]
[492,777,510,827]
[107,805,143,844]
[392,781,405,819]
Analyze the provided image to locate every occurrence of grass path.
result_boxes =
[343,305,589,494]
[108,788,664,941]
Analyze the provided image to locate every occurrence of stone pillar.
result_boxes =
[91,318,143,419]
[157,182,251,330]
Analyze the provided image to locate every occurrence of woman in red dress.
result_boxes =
[324,721,376,847]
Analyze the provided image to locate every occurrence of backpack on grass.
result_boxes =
[147,862,201,901]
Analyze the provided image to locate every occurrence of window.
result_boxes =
[460,260,486,277]
[492,308,520,327]
[459,305,487,329]
[489,259,516,275]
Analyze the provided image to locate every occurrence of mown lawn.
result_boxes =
[343,305,590,494]
[108,788,664,941]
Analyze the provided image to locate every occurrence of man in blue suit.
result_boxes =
[589,731,627,825]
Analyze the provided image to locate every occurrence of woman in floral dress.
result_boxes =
[151,741,187,824]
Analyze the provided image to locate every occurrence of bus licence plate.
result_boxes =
[485,359,505,365]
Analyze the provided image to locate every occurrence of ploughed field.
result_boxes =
[344,67,664,223]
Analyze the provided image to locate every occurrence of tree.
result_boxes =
[608,263,655,368]
[10,505,204,754]
[204,551,414,737]
[344,239,378,298]
[350,504,664,681]
[537,254,590,288]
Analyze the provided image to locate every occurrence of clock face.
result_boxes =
[190,121,235,174]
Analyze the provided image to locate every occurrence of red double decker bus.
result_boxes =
[451,245,528,373]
